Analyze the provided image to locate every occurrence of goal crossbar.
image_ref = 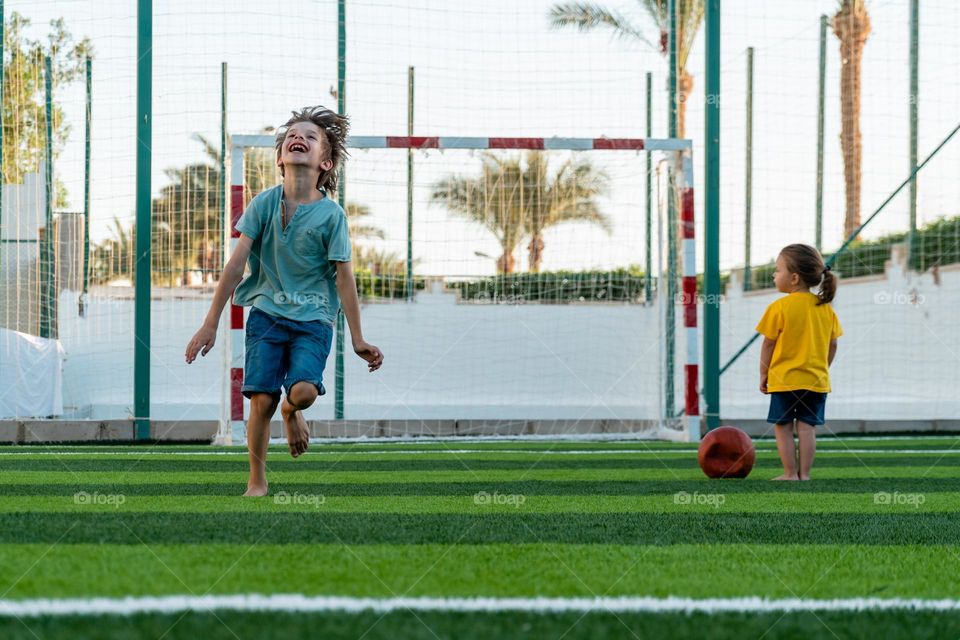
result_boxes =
[231,135,691,152]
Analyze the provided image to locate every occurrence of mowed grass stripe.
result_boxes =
[1,451,958,468]
[0,543,958,599]
[3,512,960,544]
[1,466,957,484]
[4,455,960,473]
[0,493,950,513]
[3,478,960,496]
[3,609,960,640]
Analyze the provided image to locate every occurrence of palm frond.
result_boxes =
[549,2,656,47]
[192,133,220,165]
[345,202,374,220]
[550,203,613,234]
[677,0,705,68]
[349,224,386,241]
[639,0,667,29]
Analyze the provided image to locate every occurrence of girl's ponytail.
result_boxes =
[818,266,836,305]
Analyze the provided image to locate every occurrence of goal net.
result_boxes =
[215,134,700,444]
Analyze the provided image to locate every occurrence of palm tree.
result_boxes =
[430,153,526,274]
[549,0,704,137]
[152,134,223,285]
[89,217,135,285]
[832,0,871,241]
[2,12,93,208]
[431,151,610,274]
[520,152,611,272]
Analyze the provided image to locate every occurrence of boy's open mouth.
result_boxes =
[288,141,308,153]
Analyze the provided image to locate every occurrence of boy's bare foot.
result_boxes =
[772,474,800,481]
[799,474,811,481]
[243,482,269,497]
[281,398,310,458]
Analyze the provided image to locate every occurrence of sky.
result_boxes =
[7,0,960,277]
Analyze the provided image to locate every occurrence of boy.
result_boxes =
[185,106,383,496]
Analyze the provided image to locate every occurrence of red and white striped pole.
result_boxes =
[228,144,246,443]
[678,151,700,441]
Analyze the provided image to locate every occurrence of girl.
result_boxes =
[756,244,842,481]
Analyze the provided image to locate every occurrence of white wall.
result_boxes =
[0,173,45,336]
[52,251,960,423]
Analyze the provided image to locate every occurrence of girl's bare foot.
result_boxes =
[799,474,811,481]
[243,482,268,497]
[772,474,800,481]
[281,398,310,458]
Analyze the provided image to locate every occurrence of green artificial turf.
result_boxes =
[0,492,951,513]
[0,437,958,639]
[3,609,960,640]
[0,543,957,599]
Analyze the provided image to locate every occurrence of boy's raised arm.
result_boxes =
[185,234,253,364]
[335,260,384,372]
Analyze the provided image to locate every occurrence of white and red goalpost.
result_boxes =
[218,135,699,444]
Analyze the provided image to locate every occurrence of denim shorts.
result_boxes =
[767,390,827,426]
[241,306,333,400]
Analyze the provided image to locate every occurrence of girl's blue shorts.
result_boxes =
[767,389,827,426]
[240,306,333,400]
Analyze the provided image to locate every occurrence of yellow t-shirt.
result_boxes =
[755,292,843,393]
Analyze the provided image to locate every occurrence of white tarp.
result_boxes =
[0,327,65,418]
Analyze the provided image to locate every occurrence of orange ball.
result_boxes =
[697,426,756,479]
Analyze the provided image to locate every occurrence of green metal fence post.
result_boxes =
[134,0,153,440]
[220,62,227,272]
[335,0,346,420]
[665,0,678,419]
[743,46,753,293]
[908,0,919,267]
[82,58,91,301]
[815,14,827,252]
[41,56,54,339]
[407,65,414,302]
[645,71,653,304]
[704,0,721,432]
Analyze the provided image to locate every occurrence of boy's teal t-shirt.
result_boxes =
[233,184,352,325]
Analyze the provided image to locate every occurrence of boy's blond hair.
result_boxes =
[274,106,350,193]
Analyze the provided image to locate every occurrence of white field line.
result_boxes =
[2,594,960,617]
[0,449,956,456]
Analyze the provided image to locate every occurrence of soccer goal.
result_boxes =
[215,134,700,445]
